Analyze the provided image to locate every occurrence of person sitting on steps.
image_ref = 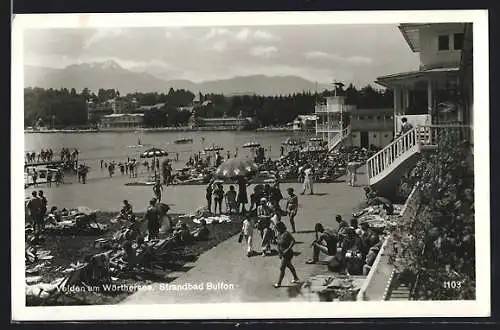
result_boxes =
[306,223,338,264]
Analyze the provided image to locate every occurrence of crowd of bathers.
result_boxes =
[25,148,79,164]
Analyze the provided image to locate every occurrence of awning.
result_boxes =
[375,67,460,88]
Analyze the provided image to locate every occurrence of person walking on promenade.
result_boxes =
[213,183,224,215]
[274,222,300,288]
[257,197,273,256]
[145,199,160,240]
[206,180,214,213]
[46,170,53,187]
[54,169,62,186]
[81,164,88,184]
[301,165,314,195]
[241,216,255,257]
[27,191,43,241]
[285,187,298,233]
[108,163,114,177]
[237,176,250,215]
[38,190,48,231]
[32,169,38,187]
[269,181,283,213]
[153,180,163,202]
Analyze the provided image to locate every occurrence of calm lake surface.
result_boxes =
[25,130,317,168]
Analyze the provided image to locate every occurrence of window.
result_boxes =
[366,116,373,120]
[384,134,389,138]
[373,134,377,138]
[438,35,450,51]
[376,116,381,120]
[454,33,464,50]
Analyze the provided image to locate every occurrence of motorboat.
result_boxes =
[204,145,224,152]
[174,138,194,144]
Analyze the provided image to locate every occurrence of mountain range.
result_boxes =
[24,60,331,96]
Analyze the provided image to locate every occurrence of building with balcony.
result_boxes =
[314,95,355,151]
[87,97,139,122]
[99,113,144,130]
[350,108,394,148]
[376,23,467,129]
[194,117,255,130]
[366,22,473,198]
[87,100,113,121]
[360,22,475,303]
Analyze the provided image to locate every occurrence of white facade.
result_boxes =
[377,23,467,133]
[416,23,464,70]
[315,96,354,133]
[100,113,144,129]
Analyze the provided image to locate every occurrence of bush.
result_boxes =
[392,129,475,300]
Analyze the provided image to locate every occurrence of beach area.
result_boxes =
[24,165,369,305]
[23,129,380,305]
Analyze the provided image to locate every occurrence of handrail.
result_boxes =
[366,124,472,181]
[327,125,351,151]
[366,126,419,179]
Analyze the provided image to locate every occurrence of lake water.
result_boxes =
[25,130,317,168]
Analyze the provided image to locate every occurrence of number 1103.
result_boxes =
[443,281,462,289]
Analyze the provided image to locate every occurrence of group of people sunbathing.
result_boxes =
[306,215,383,276]
[118,198,210,245]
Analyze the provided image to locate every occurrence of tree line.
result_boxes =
[24,84,393,128]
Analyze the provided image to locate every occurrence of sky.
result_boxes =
[23,24,420,87]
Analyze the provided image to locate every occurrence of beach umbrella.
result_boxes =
[140,147,168,158]
[309,137,324,142]
[214,157,259,179]
[242,142,261,148]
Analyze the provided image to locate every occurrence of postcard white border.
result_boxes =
[12,10,490,320]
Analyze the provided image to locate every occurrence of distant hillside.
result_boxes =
[24,60,331,96]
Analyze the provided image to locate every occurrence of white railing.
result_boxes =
[367,124,472,181]
[367,127,420,180]
[328,125,351,152]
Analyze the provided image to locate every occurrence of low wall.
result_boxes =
[356,184,420,301]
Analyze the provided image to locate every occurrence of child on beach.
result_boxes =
[153,180,163,202]
[225,185,237,214]
[241,216,255,257]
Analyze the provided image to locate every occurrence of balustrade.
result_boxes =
[367,124,472,181]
